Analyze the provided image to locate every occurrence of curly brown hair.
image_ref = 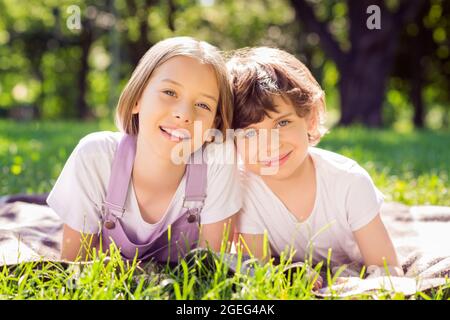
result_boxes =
[226,47,327,146]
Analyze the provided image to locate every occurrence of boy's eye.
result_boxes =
[244,129,258,139]
[195,103,211,111]
[277,120,290,128]
[163,90,177,97]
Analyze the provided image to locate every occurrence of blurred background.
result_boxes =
[0,0,449,205]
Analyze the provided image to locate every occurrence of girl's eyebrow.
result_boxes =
[162,78,182,86]
[161,78,218,103]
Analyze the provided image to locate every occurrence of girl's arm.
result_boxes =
[61,224,99,261]
[198,214,237,252]
[353,214,403,276]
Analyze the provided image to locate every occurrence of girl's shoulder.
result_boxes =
[75,131,123,158]
[201,138,237,166]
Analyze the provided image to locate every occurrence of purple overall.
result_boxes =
[101,134,207,263]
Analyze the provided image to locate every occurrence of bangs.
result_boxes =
[230,61,293,129]
[227,46,327,145]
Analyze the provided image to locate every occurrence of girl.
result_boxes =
[47,37,242,263]
[227,47,403,277]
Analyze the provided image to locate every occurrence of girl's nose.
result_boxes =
[172,105,193,124]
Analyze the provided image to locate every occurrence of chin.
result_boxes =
[261,168,293,180]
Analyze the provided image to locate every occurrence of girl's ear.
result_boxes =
[132,102,140,114]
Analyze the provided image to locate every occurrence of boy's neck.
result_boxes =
[262,152,315,191]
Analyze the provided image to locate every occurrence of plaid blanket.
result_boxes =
[1,199,449,297]
[0,200,62,265]
[317,202,450,297]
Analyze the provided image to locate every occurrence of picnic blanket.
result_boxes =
[316,202,450,297]
[1,199,449,297]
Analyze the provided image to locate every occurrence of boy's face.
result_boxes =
[236,95,314,180]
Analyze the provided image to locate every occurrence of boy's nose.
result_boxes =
[265,129,281,150]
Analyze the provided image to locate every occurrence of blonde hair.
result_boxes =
[115,37,233,136]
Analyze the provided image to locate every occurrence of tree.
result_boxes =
[391,0,449,128]
[290,0,426,127]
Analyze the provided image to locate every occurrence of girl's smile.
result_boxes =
[132,56,219,161]
[159,125,191,142]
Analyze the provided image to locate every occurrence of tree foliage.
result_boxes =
[0,0,448,129]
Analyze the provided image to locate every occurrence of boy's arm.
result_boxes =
[198,215,236,252]
[235,233,268,262]
[61,224,99,261]
[353,214,403,276]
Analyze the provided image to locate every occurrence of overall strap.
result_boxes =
[182,156,208,224]
[103,134,137,217]
[184,163,207,202]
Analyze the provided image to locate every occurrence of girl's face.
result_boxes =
[236,95,314,180]
[133,56,219,161]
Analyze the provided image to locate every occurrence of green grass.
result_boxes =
[2,239,449,300]
[0,119,449,300]
[1,120,448,205]
[318,126,449,206]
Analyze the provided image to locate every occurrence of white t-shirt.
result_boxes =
[47,131,242,244]
[236,147,384,267]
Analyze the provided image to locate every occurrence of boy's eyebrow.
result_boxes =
[272,112,294,122]
[243,112,294,131]
[161,78,218,103]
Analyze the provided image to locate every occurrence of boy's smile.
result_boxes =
[237,95,314,180]
[261,150,293,167]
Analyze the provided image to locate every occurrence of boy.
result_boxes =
[227,47,403,277]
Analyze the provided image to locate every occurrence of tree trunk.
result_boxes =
[339,63,386,126]
[410,1,429,129]
[339,33,397,127]
[290,0,425,127]
[125,0,157,67]
[76,19,94,119]
[411,65,424,128]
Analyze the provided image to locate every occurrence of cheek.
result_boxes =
[201,114,216,131]
[236,139,258,165]
[284,127,309,147]
[138,95,165,118]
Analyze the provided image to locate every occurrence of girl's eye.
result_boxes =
[244,129,257,139]
[277,120,290,128]
[195,103,211,111]
[163,90,177,97]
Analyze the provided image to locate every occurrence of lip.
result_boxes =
[159,125,191,142]
[261,151,292,167]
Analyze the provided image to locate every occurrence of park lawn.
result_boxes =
[1,119,448,205]
[0,119,449,300]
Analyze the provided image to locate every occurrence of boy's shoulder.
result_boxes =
[309,147,370,181]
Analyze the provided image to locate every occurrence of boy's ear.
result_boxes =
[306,110,318,133]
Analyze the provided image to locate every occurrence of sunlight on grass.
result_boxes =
[318,126,449,206]
[1,120,448,205]
[1,120,449,300]
[1,232,449,300]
